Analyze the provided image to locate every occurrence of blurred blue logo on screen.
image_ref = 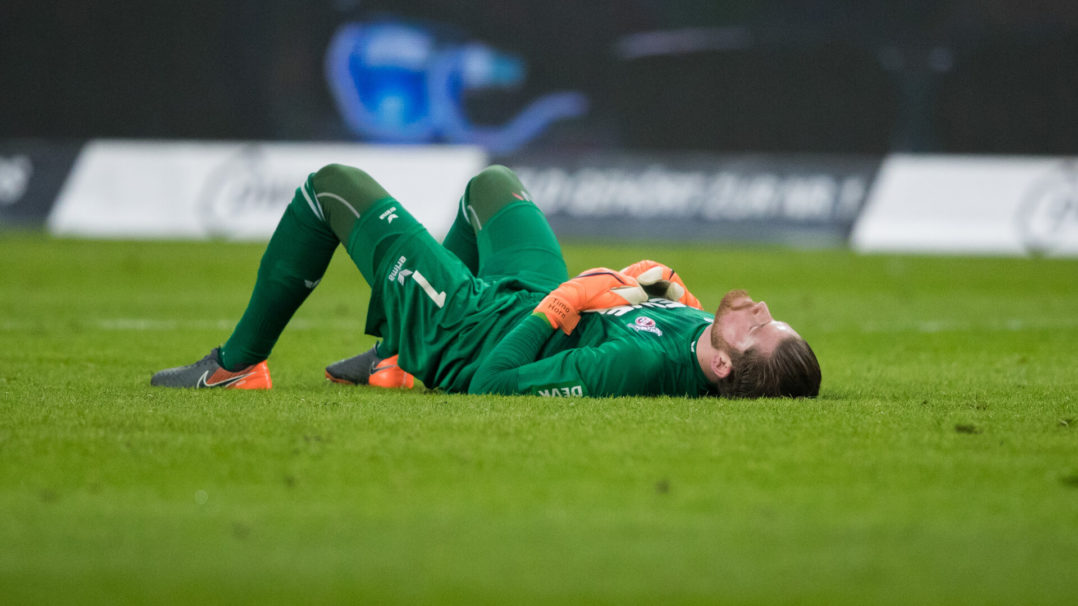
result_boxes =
[325,21,587,154]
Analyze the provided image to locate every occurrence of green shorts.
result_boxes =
[352,197,569,392]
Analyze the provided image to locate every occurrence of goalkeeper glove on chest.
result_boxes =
[535,268,648,334]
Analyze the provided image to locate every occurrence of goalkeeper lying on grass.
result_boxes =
[152,165,820,398]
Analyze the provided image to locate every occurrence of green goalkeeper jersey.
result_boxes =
[470,299,717,398]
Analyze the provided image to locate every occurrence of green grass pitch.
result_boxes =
[1,231,1076,604]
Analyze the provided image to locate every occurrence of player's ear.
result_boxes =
[712,351,733,380]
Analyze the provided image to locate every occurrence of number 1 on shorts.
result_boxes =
[412,271,446,308]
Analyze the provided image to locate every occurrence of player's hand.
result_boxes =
[535,268,648,334]
[620,260,703,309]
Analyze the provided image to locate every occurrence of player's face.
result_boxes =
[712,289,800,355]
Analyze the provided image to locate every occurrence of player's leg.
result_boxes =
[284,163,425,388]
[328,179,493,385]
[327,164,543,384]
[152,163,409,388]
[151,172,342,388]
[450,164,569,289]
[220,164,395,367]
[318,167,496,380]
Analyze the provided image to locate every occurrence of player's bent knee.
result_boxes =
[313,163,377,196]
[466,165,528,225]
[475,164,518,180]
[470,165,521,191]
[313,163,392,208]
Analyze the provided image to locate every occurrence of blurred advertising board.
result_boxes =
[0,140,83,227]
[851,155,1078,257]
[47,141,486,240]
[26,139,1078,257]
[508,153,882,246]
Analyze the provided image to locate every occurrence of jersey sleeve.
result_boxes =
[469,313,661,397]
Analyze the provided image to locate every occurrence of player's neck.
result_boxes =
[696,329,720,384]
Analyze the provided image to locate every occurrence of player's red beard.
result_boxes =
[711,289,751,352]
[718,289,751,315]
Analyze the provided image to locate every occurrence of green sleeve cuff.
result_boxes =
[531,310,557,329]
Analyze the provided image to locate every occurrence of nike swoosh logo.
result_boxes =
[197,369,254,388]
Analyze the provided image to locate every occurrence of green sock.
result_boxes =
[440,165,530,274]
[441,198,480,275]
[220,187,338,370]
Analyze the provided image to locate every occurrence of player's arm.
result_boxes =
[470,268,648,396]
[468,314,654,397]
[468,313,564,395]
[621,259,703,310]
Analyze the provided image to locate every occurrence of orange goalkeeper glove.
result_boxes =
[535,268,648,334]
[620,259,703,310]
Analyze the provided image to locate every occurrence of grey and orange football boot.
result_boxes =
[151,347,272,389]
[325,345,415,388]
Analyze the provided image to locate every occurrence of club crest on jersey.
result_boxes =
[628,315,663,336]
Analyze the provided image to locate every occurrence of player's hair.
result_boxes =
[718,337,821,399]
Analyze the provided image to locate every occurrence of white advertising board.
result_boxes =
[851,155,1078,256]
[47,141,487,240]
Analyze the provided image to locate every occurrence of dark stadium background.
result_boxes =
[3,0,1077,155]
